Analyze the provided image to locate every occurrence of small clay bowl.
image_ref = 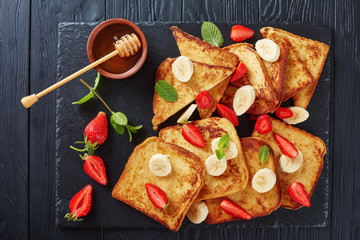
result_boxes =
[87,18,147,79]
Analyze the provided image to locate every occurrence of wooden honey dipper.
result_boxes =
[21,33,141,108]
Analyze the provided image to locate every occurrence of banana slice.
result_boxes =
[187,201,209,224]
[148,154,172,177]
[211,137,238,160]
[172,56,194,82]
[255,39,281,63]
[233,85,256,116]
[279,150,303,173]
[177,104,197,124]
[252,168,277,193]
[205,155,227,176]
[283,106,309,125]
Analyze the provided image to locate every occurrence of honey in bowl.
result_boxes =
[92,24,142,74]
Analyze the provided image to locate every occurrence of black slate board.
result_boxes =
[56,22,331,228]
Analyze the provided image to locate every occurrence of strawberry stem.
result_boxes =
[79,79,114,114]
[70,146,87,152]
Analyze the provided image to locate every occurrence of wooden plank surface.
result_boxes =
[0,1,29,239]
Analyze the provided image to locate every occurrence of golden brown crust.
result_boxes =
[205,137,282,224]
[112,137,204,231]
[251,117,326,209]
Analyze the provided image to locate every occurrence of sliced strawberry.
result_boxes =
[220,199,251,220]
[230,62,247,82]
[254,114,272,134]
[146,183,169,209]
[216,104,239,126]
[83,155,107,185]
[84,111,108,145]
[196,91,213,109]
[182,124,206,148]
[288,182,311,207]
[276,107,293,119]
[273,132,298,158]
[65,185,92,221]
[230,25,254,42]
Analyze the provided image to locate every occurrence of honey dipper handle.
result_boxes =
[21,50,119,108]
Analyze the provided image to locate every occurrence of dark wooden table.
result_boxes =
[1,0,359,239]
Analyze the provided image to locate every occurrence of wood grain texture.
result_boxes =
[29,0,104,239]
[0,1,29,239]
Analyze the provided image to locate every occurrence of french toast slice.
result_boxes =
[221,42,287,114]
[152,58,234,130]
[261,27,329,108]
[112,137,204,232]
[170,26,239,118]
[159,117,249,201]
[252,117,326,209]
[205,137,282,224]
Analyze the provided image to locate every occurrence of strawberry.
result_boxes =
[254,114,272,134]
[196,90,213,109]
[65,185,92,221]
[146,183,169,209]
[230,25,254,42]
[273,132,298,158]
[81,155,107,185]
[276,107,293,119]
[182,124,206,148]
[84,111,108,145]
[220,199,251,220]
[288,182,311,207]
[230,62,247,82]
[216,104,239,126]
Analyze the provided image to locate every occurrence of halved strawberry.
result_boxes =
[230,25,254,42]
[82,155,107,185]
[273,132,298,158]
[65,185,92,221]
[220,199,251,220]
[288,182,311,207]
[146,183,169,209]
[196,90,213,109]
[216,104,239,126]
[182,124,206,148]
[276,107,293,119]
[254,114,272,134]
[230,62,247,82]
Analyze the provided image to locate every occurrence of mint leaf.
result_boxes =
[218,134,230,150]
[111,112,128,125]
[72,92,94,104]
[155,80,178,102]
[259,145,270,165]
[201,22,224,47]
[127,125,143,133]
[93,72,101,90]
[110,117,126,134]
[215,149,225,160]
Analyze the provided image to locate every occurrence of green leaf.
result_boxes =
[111,112,128,125]
[218,134,230,150]
[127,124,143,133]
[93,72,101,90]
[155,80,178,102]
[126,127,133,142]
[111,117,126,135]
[259,145,270,165]
[215,149,225,160]
[72,92,94,104]
[201,22,224,47]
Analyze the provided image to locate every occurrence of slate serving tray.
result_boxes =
[56,22,332,228]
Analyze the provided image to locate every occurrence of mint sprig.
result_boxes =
[201,22,224,48]
[215,134,230,160]
[155,80,178,102]
[259,145,270,165]
[73,72,101,104]
[79,79,142,142]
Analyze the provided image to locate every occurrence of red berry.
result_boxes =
[220,199,251,220]
[65,185,92,221]
[216,104,239,126]
[254,114,272,134]
[273,132,298,158]
[276,107,294,119]
[288,182,311,207]
[83,155,107,185]
[182,124,206,148]
[84,111,108,145]
[230,62,247,82]
[146,183,169,209]
[230,25,254,42]
[196,91,213,109]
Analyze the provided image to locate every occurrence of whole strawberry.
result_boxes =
[84,111,108,145]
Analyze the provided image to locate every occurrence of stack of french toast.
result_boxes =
[112,25,329,231]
